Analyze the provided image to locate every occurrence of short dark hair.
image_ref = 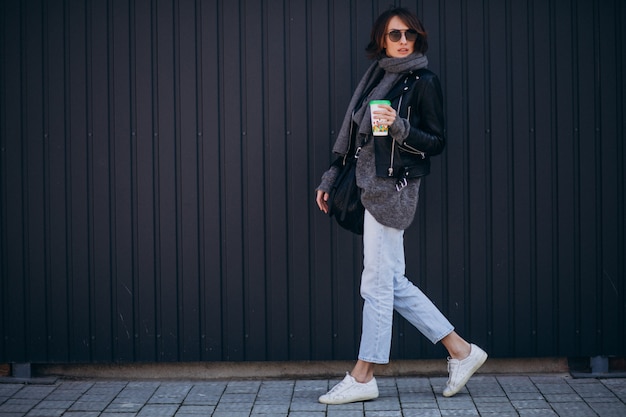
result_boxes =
[365,7,428,60]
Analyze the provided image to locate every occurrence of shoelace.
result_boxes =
[327,374,351,394]
[446,357,457,384]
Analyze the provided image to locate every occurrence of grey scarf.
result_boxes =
[332,53,429,155]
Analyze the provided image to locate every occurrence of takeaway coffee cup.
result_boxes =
[370,100,391,136]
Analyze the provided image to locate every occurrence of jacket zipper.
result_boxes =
[400,105,426,158]
[389,98,426,176]
[344,112,354,165]
[345,112,362,165]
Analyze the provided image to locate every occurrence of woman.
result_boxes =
[315,8,487,405]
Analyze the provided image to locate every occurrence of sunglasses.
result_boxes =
[386,29,418,42]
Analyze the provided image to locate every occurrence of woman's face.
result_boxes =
[383,16,416,58]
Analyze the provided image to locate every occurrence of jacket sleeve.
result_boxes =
[399,74,445,156]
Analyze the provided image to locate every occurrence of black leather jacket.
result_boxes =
[373,68,445,180]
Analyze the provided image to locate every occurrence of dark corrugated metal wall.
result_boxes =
[1,0,624,363]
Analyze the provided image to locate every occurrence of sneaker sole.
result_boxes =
[442,350,488,397]
[319,392,378,405]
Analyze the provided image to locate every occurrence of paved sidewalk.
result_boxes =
[1,374,625,416]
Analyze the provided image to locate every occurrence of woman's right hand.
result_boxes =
[316,190,329,213]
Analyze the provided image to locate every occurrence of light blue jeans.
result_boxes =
[358,210,455,364]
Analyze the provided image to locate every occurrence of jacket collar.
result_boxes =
[385,69,427,100]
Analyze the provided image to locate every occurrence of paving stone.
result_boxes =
[474,402,517,414]
[253,411,290,416]
[507,392,546,401]
[401,409,442,417]
[586,399,626,416]
[0,385,25,398]
[400,399,440,409]
[136,404,179,417]
[23,409,65,417]
[105,400,145,412]
[77,393,119,403]
[534,383,576,394]
[326,410,364,417]
[436,396,476,410]
[183,385,223,402]
[182,395,221,406]
[0,398,38,413]
[289,400,326,411]
[542,393,584,403]
[325,401,364,411]
[595,378,625,393]
[569,383,616,399]
[56,381,94,391]
[511,399,552,410]
[43,390,83,401]
[254,397,293,405]
[396,377,435,392]
[224,381,261,394]
[210,412,253,417]
[250,403,290,414]
[377,388,400,398]
[399,392,437,404]
[12,386,56,400]
[32,399,74,409]
[259,380,294,389]
[471,396,513,404]
[439,410,479,416]
[363,398,401,411]
[255,392,295,401]
[148,384,192,404]
[68,401,110,412]
[174,405,216,414]
[517,410,558,417]
[219,393,257,403]
[214,401,253,412]
[175,414,214,417]
[466,385,507,397]
[125,381,160,388]
[497,376,540,393]
[549,402,598,416]
[116,388,157,400]
[83,385,125,398]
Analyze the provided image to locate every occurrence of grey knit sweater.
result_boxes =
[317,123,421,231]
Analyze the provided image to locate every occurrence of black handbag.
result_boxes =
[327,149,365,235]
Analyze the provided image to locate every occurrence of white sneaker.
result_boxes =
[318,372,379,404]
[443,343,488,397]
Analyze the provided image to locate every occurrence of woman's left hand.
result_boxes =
[316,190,329,214]
[372,104,397,127]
